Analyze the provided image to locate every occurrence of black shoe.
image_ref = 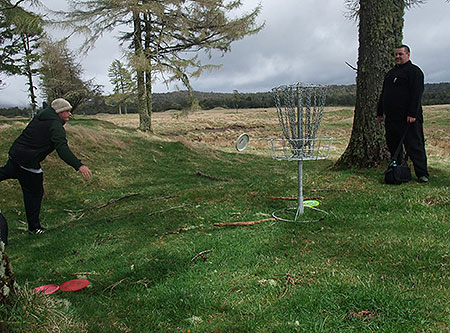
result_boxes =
[29,227,46,234]
[418,176,429,183]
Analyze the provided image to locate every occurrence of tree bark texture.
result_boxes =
[0,243,16,304]
[133,10,151,132]
[144,13,153,132]
[336,0,405,168]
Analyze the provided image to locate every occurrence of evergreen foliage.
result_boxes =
[106,59,135,115]
[1,83,450,117]
[38,38,102,111]
[0,0,44,114]
[60,0,263,131]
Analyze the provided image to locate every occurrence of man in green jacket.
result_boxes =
[0,98,92,239]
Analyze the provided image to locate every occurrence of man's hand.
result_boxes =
[79,165,92,180]
[377,115,384,123]
[407,116,416,123]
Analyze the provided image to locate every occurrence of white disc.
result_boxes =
[236,133,250,151]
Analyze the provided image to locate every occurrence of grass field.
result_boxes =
[0,105,449,332]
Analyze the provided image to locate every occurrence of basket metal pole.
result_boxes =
[295,160,304,220]
[295,87,304,220]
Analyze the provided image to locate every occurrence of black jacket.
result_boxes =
[8,106,82,170]
[377,60,424,122]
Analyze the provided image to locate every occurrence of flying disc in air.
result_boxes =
[303,200,320,207]
[33,284,59,295]
[59,279,90,292]
[236,133,250,151]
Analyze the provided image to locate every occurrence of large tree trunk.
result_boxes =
[336,0,405,168]
[133,10,151,132]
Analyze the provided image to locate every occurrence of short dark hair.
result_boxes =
[397,44,410,53]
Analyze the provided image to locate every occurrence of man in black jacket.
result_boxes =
[0,98,92,239]
[377,44,429,183]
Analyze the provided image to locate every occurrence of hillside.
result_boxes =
[0,106,449,331]
[2,82,450,117]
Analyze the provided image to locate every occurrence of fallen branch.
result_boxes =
[267,196,296,201]
[104,278,127,297]
[64,193,141,213]
[72,272,100,276]
[228,286,239,295]
[213,218,275,227]
[195,170,233,182]
[278,273,299,298]
[148,203,198,216]
[130,279,151,288]
[190,250,212,264]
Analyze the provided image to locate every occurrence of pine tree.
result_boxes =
[107,59,135,115]
[0,0,44,114]
[60,0,263,131]
[39,38,101,110]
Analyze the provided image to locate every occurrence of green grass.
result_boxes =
[0,112,449,332]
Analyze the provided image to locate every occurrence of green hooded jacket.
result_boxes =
[8,106,82,170]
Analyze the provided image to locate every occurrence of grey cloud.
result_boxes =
[1,0,449,107]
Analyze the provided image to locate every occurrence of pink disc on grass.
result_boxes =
[59,279,90,292]
[33,284,59,295]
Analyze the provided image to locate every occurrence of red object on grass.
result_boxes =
[59,279,90,292]
[33,284,59,295]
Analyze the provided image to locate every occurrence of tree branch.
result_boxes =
[1,0,26,11]
[64,193,141,213]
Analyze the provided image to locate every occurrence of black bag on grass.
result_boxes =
[384,126,411,185]
[384,161,412,185]
[0,211,8,246]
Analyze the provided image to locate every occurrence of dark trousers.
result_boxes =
[0,159,44,231]
[385,119,429,178]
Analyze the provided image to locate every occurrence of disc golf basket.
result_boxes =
[269,83,332,222]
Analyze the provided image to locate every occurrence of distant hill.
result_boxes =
[2,83,450,117]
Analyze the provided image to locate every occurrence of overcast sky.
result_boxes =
[1,0,449,108]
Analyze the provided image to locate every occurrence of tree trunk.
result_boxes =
[22,34,38,117]
[0,243,16,304]
[133,10,151,132]
[336,0,405,168]
[144,12,153,132]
